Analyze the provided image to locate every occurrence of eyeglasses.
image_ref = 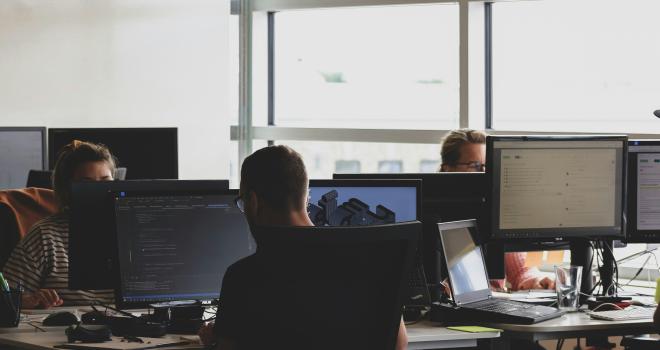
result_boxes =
[234,196,245,213]
[453,161,486,172]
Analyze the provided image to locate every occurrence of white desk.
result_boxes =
[487,311,656,345]
[0,318,499,350]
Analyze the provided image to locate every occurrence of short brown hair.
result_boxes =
[240,145,308,213]
[440,129,487,167]
[52,140,117,210]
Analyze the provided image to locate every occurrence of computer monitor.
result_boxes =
[332,173,496,282]
[114,188,254,308]
[68,180,230,291]
[487,135,627,241]
[626,140,660,243]
[0,127,46,190]
[48,128,178,180]
[307,179,421,226]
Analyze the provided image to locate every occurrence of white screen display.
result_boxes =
[497,142,619,230]
[637,153,660,230]
[442,227,489,297]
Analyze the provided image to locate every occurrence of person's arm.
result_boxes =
[505,252,554,291]
[2,226,62,308]
[396,318,408,350]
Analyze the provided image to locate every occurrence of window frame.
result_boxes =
[231,0,660,285]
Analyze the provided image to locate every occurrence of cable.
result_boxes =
[589,303,624,312]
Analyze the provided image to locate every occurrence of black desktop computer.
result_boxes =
[331,173,501,286]
[307,179,430,312]
[113,188,254,308]
[48,128,178,180]
[486,135,628,298]
[0,127,47,190]
[626,140,660,243]
[68,180,230,291]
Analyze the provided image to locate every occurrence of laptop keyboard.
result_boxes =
[469,299,558,317]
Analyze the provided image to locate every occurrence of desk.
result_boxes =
[0,318,499,350]
[487,311,656,348]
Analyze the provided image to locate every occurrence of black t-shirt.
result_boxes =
[213,244,403,350]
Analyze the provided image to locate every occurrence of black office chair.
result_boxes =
[26,170,53,189]
[232,221,421,350]
[621,335,660,349]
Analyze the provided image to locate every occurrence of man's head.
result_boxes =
[239,145,312,227]
[439,129,487,172]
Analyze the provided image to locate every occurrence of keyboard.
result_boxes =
[589,306,656,321]
[461,299,565,324]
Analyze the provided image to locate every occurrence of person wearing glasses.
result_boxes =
[199,145,408,350]
[439,129,554,291]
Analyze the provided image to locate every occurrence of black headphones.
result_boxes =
[66,324,112,343]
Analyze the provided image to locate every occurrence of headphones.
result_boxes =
[66,324,112,343]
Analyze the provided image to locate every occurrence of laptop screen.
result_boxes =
[438,221,491,305]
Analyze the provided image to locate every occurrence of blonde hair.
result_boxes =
[52,140,117,210]
[440,129,487,168]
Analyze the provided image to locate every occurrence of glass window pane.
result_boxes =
[493,0,660,133]
[268,141,441,179]
[274,5,459,130]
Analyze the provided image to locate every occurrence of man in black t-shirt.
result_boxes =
[198,145,408,350]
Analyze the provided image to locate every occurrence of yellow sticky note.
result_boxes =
[447,326,502,333]
[655,278,660,303]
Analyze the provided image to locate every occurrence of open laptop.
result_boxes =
[438,219,565,324]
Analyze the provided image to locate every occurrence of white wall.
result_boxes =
[0,0,232,180]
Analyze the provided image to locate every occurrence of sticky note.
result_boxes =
[447,326,502,333]
[655,278,660,303]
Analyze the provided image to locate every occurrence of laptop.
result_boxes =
[438,219,565,324]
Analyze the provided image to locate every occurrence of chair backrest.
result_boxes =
[0,188,58,269]
[26,170,53,189]
[244,221,421,350]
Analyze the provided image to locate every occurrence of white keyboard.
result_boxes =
[589,306,656,321]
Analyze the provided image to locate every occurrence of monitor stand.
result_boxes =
[570,239,616,304]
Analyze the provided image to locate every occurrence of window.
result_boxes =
[273,5,460,130]
[492,0,660,133]
[275,141,441,179]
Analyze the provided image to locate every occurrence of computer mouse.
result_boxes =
[43,311,79,326]
[81,310,108,325]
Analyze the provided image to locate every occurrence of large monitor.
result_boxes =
[626,140,660,242]
[307,179,421,226]
[68,180,230,291]
[114,188,253,308]
[0,127,46,190]
[487,135,627,241]
[48,128,178,180]
[332,173,495,282]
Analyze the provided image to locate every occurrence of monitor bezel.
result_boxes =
[112,188,243,309]
[626,139,660,243]
[0,126,47,171]
[486,135,628,241]
[308,178,423,222]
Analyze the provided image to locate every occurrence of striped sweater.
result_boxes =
[2,213,114,306]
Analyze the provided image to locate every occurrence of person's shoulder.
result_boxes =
[226,254,259,276]
[31,213,68,230]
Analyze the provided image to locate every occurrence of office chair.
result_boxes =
[621,336,660,349]
[0,188,58,269]
[26,170,53,189]
[233,221,421,350]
